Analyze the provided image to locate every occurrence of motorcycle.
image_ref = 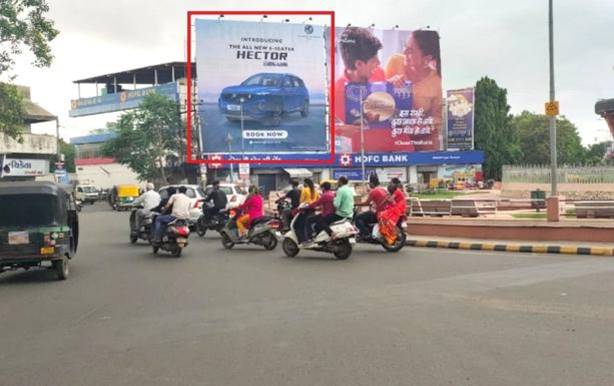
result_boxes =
[281,208,357,260]
[219,209,281,250]
[151,215,190,257]
[353,209,407,252]
[195,202,229,237]
[129,206,154,244]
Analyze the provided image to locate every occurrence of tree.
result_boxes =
[473,77,521,180]
[0,82,25,140]
[102,93,182,183]
[510,111,587,165]
[0,0,59,139]
[584,141,613,166]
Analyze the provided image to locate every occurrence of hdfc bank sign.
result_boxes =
[0,157,49,178]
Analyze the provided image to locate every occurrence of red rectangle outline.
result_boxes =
[185,10,335,165]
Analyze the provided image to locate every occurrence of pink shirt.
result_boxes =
[240,194,263,223]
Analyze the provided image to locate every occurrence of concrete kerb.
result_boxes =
[406,239,614,256]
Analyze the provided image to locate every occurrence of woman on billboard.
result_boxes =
[385,30,442,150]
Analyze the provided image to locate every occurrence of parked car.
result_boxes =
[204,183,247,209]
[218,73,309,125]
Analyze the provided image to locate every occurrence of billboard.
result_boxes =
[195,19,329,157]
[331,27,442,153]
[446,88,474,150]
[69,82,179,117]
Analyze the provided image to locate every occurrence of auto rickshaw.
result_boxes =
[108,184,140,211]
[0,181,79,280]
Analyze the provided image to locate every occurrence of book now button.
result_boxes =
[242,130,288,139]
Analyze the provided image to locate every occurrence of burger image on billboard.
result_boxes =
[218,73,309,126]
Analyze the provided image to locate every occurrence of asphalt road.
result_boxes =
[2,203,614,385]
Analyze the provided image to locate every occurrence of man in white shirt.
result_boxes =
[153,186,192,243]
[132,183,161,232]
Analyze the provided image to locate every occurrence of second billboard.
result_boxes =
[331,26,443,154]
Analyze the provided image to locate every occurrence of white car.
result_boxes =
[205,183,247,209]
[158,184,206,224]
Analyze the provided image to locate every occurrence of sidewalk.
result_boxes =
[406,235,614,256]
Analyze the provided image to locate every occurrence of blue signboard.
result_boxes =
[332,169,373,181]
[69,82,179,117]
[55,169,69,184]
[220,150,484,168]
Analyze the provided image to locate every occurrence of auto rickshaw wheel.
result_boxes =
[53,258,69,280]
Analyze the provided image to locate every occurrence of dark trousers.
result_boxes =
[203,206,220,219]
[355,211,377,237]
[294,210,313,243]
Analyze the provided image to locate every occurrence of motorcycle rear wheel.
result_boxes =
[334,239,352,260]
[262,231,278,251]
[381,228,406,253]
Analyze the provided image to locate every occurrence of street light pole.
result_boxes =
[55,117,61,160]
[548,0,558,196]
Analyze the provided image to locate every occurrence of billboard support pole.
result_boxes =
[226,132,234,182]
[360,87,366,183]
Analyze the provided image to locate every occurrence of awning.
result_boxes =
[283,168,313,178]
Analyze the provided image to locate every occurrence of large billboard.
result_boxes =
[446,88,474,150]
[195,19,329,157]
[331,27,442,153]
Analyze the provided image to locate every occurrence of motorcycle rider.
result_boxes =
[131,183,161,232]
[322,176,354,237]
[295,178,319,243]
[276,179,301,228]
[303,181,335,244]
[202,180,228,219]
[354,173,388,240]
[377,178,407,245]
[236,185,264,238]
[153,186,192,244]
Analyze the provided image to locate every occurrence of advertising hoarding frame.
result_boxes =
[185,10,336,165]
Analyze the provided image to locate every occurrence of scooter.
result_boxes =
[281,208,357,260]
[195,202,229,237]
[219,209,281,250]
[151,215,190,257]
[353,209,407,252]
[276,198,293,232]
[129,206,154,244]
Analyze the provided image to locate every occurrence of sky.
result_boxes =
[7,0,614,145]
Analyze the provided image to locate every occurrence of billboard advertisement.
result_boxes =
[195,19,329,158]
[446,88,474,150]
[331,26,442,153]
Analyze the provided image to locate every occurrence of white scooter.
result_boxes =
[281,207,357,260]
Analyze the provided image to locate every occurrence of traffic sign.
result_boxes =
[545,101,559,117]
[239,163,250,179]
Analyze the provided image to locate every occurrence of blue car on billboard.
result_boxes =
[218,73,309,126]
